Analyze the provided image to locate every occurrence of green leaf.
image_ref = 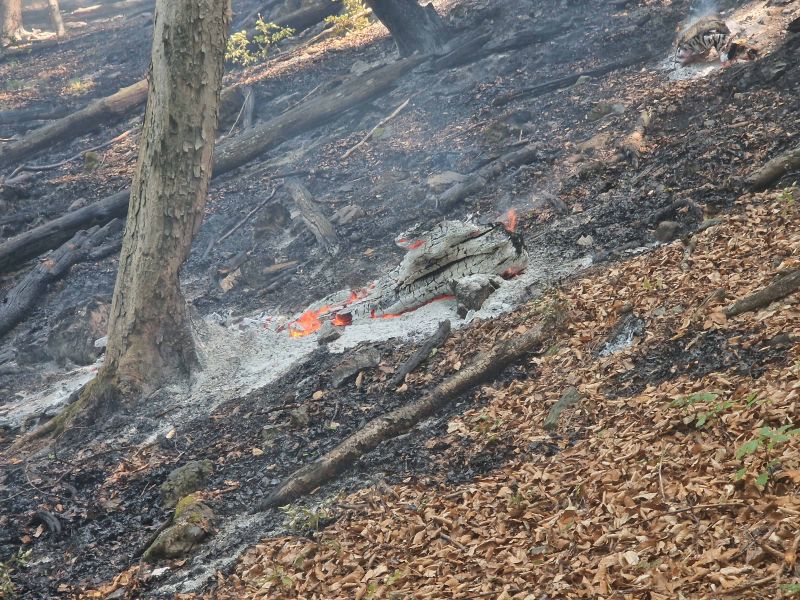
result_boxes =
[736,439,760,460]
[734,468,747,481]
[695,413,708,428]
[755,470,770,489]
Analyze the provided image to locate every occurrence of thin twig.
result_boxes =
[341,95,414,160]
[215,187,278,247]
[226,87,253,137]
[720,573,778,595]
[7,129,133,180]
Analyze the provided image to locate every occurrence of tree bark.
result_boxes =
[0,0,24,43]
[364,0,448,56]
[99,0,230,395]
[47,0,66,38]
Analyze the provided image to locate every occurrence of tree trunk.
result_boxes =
[99,0,230,397]
[0,0,24,43]
[364,0,448,56]
[47,0,66,38]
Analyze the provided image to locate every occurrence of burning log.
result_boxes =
[256,300,566,510]
[285,179,340,256]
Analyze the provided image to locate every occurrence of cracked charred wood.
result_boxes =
[257,304,566,510]
[364,0,449,56]
[438,144,540,211]
[388,319,451,389]
[0,80,149,170]
[285,179,339,256]
[725,269,800,317]
[342,220,527,318]
[0,219,123,339]
[746,144,800,191]
[0,57,425,273]
[492,53,654,107]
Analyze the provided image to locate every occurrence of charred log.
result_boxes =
[388,319,451,389]
[438,144,541,212]
[0,80,148,170]
[275,0,342,32]
[746,144,800,191]
[725,269,800,317]
[285,179,339,256]
[364,0,449,56]
[257,303,566,510]
[0,219,123,339]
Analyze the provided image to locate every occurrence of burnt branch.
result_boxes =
[725,269,800,317]
[388,319,451,389]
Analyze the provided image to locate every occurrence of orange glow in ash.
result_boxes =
[332,313,352,327]
[289,306,330,337]
[502,267,524,279]
[502,209,518,233]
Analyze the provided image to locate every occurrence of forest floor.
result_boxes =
[1,0,799,598]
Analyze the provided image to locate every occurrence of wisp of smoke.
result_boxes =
[690,0,720,19]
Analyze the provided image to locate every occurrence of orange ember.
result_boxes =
[502,209,518,232]
[288,306,329,337]
[502,267,524,279]
[332,313,353,327]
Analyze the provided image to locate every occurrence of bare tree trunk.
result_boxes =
[0,0,24,44]
[47,0,66,38]
[101,0,229,393]
[364,0,448,56]
[28,0,234,436]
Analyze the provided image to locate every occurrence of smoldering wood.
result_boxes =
[492,53,654,107]
[746,144,800,191]
[0,58,422,273]
[438,144,541,211]
[387,319,451,389]
[285,179,339,256]
[725,269,800,317]
[257,308,565,510]
[0,219,123,339]
[0,80,149,170]
[342,220,527,318]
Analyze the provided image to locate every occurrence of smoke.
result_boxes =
[690,0,720,19]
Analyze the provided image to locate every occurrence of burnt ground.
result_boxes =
[1,0,799,597]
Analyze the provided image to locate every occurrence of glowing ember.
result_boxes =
[502,267,524,279]
[502,209,518,233]
[288,306,330,337]
[332,313,352,327]
[396,238,426,250]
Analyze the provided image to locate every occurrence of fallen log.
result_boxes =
[285,179,340,256]
[438,144,540,211]
[725,269,800,317]
[0,190,130,272]
[0,56,424,272]
[492,53,653,107]
[0,80,149,170]
[214,55,425,175]
[0,106,72,125]
[0,219,123,339]
[746,144,800,191]
[256,303,566,510]
[388,319,451,389]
